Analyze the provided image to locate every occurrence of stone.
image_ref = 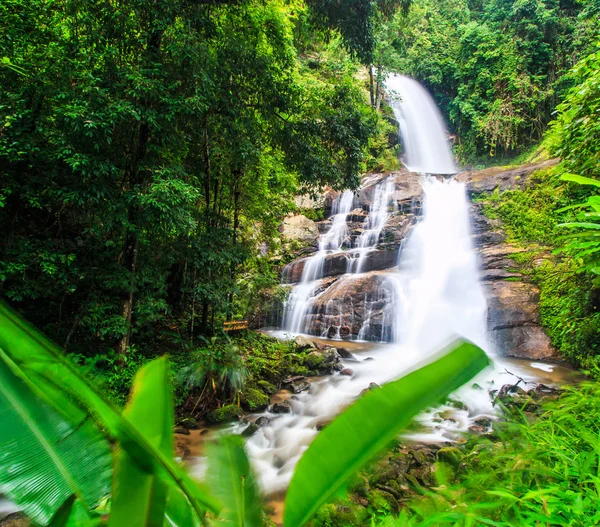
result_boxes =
[339,325,351,339]
[456,159,559,195]
[294,335,316,352]
[485,280,556,360]
[281,214,318,242]
[437,447,463,467]
[206,404,244,423]
[241,388,269,412]
[255,416,271,427]
[271,401,292,414]
[242,423,260,437]
[0,513,30,527]
[174,427,190,435]
[340,368,354,376]
[305,348,341,374]
[359,382,380,396]
[179,417,197,429]
[282,375,311,394]
[336,347,357,360]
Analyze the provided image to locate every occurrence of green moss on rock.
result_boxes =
[242,388,269,411]
[206,404,244,423]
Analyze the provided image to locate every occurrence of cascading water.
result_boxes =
[348,177,396,274]
[282,190,355,334]
[386,73,457,175]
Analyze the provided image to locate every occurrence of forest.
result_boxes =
[1,0,600,525]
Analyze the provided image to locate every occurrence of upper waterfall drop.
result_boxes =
[385,73,458,175]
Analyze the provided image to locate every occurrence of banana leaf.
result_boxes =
[0,360,111,526]
[0,302,221,519]
[283,340,490,527]
[206,435,263,527]
[110,358,193,527]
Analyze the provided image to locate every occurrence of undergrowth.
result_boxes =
[375,382,600,526]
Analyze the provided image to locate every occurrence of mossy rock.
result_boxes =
[437,446,463,467]
[367,489,398,513]
[304,350,325,370]
[241,388,269,412]
[257,380,278,395]
[206,404,244,423]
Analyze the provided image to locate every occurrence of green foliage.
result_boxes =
[0,361,111,525]
[374,382,600,526]
[375,0,600,161]
[0,0,382,362]
[283,341,490,527]
[482,168,565,244]
[206,435,264,527]
[109,358,174,527]
[0,301,222,521]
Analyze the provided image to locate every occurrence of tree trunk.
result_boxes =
[369,65,375,108]
[116,234,139,355]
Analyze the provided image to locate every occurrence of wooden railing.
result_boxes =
[223,320,249,332]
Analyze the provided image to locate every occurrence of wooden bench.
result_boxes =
[223,320,249,332]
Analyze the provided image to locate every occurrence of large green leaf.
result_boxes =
[0,302,222,518]
[561,173,600,187]
[0,360,111,526]
[283,340,491,527]
[110,358,184,527]
[206,435,263,527]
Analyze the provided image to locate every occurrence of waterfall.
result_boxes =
[385,74,457,175]
[235,75,494,493]
[348,177,396,274]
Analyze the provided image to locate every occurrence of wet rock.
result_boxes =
[447,399,467,410]
[241,388,269,411]
[474,417,492,428]
[339,326,351,339]
[305,348,341,374]
[336,347,357,360]
[242,423,260,437]
[0,513,29,527]
[359,382,380,397]
[179,417,198,429]
[340,368,354,376]
[255,416,271,427]
[485,278,556,360]
[437,447,463,467]
[174,427,191,436]
[294,335,316,352]
[468,424,490,435]
[282,375,311,394]
[206,404,244,423]
[271,401,292,414]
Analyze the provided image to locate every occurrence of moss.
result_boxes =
[206,404,244,423]
[241,387,269,411]
[257,380,277,395]
[304,351,325,370]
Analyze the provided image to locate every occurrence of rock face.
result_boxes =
[471,182,557,360]
[456,159,559,195]
[281,214,318,243]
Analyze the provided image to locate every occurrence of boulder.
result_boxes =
[206,404,244,423]
[294,335,316,352]
[340,368,354,376]
[456,159,559,195]
[271,401,292,414]
[486,281,556,359]
[241,388,269,412]
[281,214,318,243]
[305,348,342,374]
[282,376,311,394]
